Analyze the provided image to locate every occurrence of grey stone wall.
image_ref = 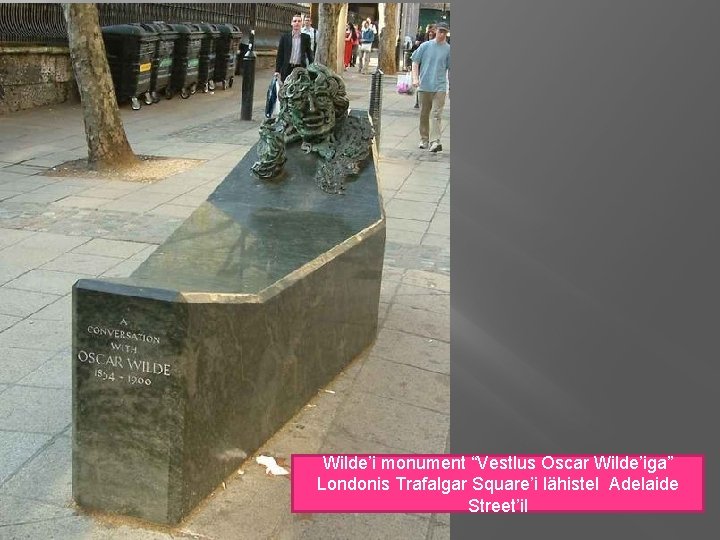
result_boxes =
[0,46,79,114]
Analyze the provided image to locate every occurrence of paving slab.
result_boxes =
[422,232,450,248]
[403,269,451,292]
[0,435,72,505]
[429,520,451,540]
[73,184,144,199]
[371,328,451,375]
[354,356,450,414]
[394,189,446,203]
[427,211,450,236]
[394,283,451,315]
[0,287,61,318]
[0,177,59,193]
[0,385,71,433]
[277,514,432,540]
[387,228,425,246]
[384,303,451,342]
[0,313,21,332]
[0,346,55,384]
[0,190,23,202]
[40,252,124,276]
[71,238,152,258]
[331,390,449,453]
[0,433,53,484]
[0,245,68,269]
[0,316,70,352]
[0,164,48,176]
[0,497,82,535]
[51,195,109,210]
[386,216,430,233]
[144,204,197,219]
[4,269,95,296]
[0,170,36,183]
[13,231,90,252]
[17,349,71,389]
[31,294,72,321]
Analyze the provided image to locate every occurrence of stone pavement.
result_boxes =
[0,63,450,539]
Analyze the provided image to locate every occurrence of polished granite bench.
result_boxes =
[72,116,385,524]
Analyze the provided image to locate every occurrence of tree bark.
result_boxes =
[336,4,348,74]
[63,3,137,170]
[310,3,319,28]
[316,3,344,72]
[379,3,399,75]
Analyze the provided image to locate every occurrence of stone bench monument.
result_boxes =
[72,64,385,525]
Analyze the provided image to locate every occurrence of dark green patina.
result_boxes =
[252,63,374,194]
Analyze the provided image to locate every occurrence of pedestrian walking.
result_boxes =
[350,23,360,68]
[357,20,375,74]
[301,15,317,57]
[424,23,437,42]
[275,13,314,82]
[344,24,355,69]
[411,21,450,153]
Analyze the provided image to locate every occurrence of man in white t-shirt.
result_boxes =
[301,15,317,56]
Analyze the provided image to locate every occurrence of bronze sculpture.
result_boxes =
[251,63,373,194]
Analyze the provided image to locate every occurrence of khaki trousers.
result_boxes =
[418,90,447,144]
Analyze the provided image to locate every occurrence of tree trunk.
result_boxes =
[336,4,348,74]
[310,3,319,28]
[63,3,138,170]
[316,3,344,72]
[379,3,399,75]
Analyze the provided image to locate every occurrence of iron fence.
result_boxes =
[0,3,308,46]
[0,3,67,45]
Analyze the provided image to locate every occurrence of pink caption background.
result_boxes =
[291,454,704,513]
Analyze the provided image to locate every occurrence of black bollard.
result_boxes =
[369,68,384,146]
[240,32,256,121]
[395,37,402,72]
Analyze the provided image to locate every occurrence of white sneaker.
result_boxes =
[418,141,429,149]
[429,141,443,153]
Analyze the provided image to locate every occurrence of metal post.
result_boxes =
[240,30,256,121]
[369,68,384,146]
[395,37,401,72]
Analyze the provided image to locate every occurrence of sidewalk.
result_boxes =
[0,63,450,539]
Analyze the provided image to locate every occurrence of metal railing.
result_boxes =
[0,3,308,46]
[0,3,67,45]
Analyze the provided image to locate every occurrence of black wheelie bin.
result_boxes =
[215,23,243,89]
[166,23,203,99]
[101,24,158,110]
[194,22,221,92]
[141,21,179,102]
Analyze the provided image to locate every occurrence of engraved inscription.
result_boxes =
[86,325,161,344]
[78,318,170,386]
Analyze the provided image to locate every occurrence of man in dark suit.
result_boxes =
[275,13,314,82]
